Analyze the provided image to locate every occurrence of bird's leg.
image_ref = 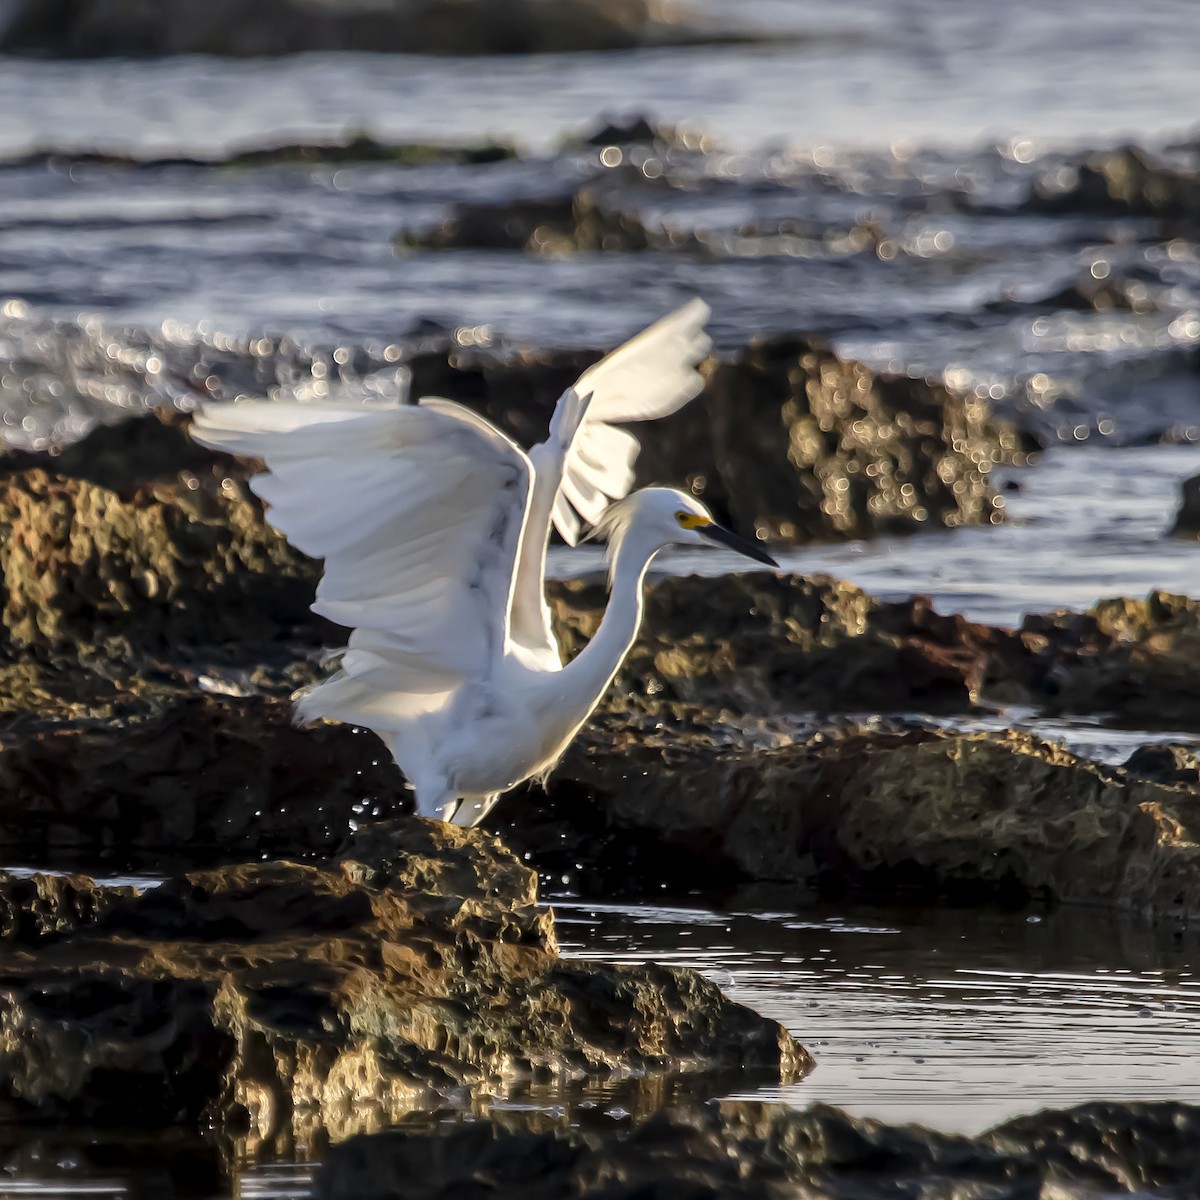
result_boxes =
[447,793,502,828]
[413,781,462,824]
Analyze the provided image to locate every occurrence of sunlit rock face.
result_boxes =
[0,0,751,58]
[0,822,808,1144]
[316,1098,1200,1200]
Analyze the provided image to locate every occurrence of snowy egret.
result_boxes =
[191,301,776,825]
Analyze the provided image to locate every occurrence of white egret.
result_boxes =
[190,300,776,825]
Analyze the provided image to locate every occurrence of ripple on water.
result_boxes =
[555,899,1200,1134]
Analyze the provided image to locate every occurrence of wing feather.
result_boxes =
[508,298,711,655]
[191,396,533,732]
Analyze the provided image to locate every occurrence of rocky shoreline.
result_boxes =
[0,821,807,1145]
[0,327,1195,1190]
[0,403,1196,896]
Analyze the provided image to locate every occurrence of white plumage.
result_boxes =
[191,300,775,825]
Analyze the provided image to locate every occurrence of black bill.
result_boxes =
[699,522,779,568]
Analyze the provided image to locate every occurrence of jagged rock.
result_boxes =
[501,725,1200,917]
[0,0,752,57]
[1173,473,1200,537]
[0,459,319,654]
[0,870,137,943]
[549,572,1018,716]
[2,571,1198,875]
[0,822,808,1142]
[2,318,1021,556]
[317,1098,1200,1200]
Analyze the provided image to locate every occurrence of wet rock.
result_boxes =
[502,725,1200,918]
[0,0,753,57]
[0,462,319,654]
[1022,592,1200,728]
[549,572,1020,716]
[0,688,407,869]
[317,1098,1200,1200]
[1125,743,1200,788]
[0,870,138,943]
[0,822,807,1140]
[1026,144,1200,228]
[1172,472,1200,537]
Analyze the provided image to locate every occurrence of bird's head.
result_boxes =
[591,486,778,572]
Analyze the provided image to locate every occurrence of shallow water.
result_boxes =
[4,897,1199,1198]
[556,898,1200,1133]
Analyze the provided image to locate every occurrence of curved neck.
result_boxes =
[559,526,660,712]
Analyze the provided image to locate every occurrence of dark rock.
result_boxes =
[408,333,1023,541]
[0,822,808,1143]
[548,572,1019,716]
[0,134,518,171]
[502,725,1200,918]
[1173,473,1200,537]
[1025,145,1200,230]
[401,184,670,254]
[0,688,408,869]
[988,273,1161,315]
[0,462,319,655]
[0,0,755,57]
[1021,592,1200,728]
[1125,743,1200,788]
[316,1098,1200,1200]
[0,870,138,943]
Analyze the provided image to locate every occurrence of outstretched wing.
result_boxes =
[190,396,532,729]
[510,298,712,653]
[550,298,712,544]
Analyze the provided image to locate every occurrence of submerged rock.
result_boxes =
[316,1098,1200,1200]
[0,0,754,57]
[1173,472,1200,537]
[502,725,1200,918]
[0,822,807,1141]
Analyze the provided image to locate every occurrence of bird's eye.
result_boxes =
[675,510,710,530]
